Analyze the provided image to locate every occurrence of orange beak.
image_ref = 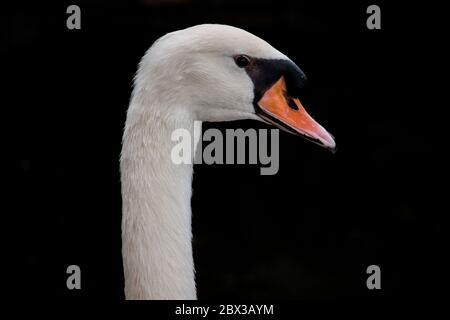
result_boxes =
[256,77,336,152]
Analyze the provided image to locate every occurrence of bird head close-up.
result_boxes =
[129,24,335,151]
[120,24,335,300]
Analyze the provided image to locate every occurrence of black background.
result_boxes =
[2,0,446,301]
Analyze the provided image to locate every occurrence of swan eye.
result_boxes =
[234,55,250,68]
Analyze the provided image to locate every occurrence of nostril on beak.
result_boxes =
[283,92,299,111]
[287,98,299,111]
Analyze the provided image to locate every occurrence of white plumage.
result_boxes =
[120,24,335,300]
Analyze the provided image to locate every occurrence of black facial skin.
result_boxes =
[237,57,335,152]
[243,57,308,104]
[237,56,309,136]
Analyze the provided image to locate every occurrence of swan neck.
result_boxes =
[120,104,198,299]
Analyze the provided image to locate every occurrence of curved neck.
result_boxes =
[120,102,198,299]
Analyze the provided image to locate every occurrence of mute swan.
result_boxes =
[120,24,335,300]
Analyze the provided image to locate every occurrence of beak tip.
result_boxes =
[320,131,336,154]
[329,144,337,154]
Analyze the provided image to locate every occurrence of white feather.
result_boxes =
[120,24,291,299]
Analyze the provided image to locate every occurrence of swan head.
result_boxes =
[134,24,335,151]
